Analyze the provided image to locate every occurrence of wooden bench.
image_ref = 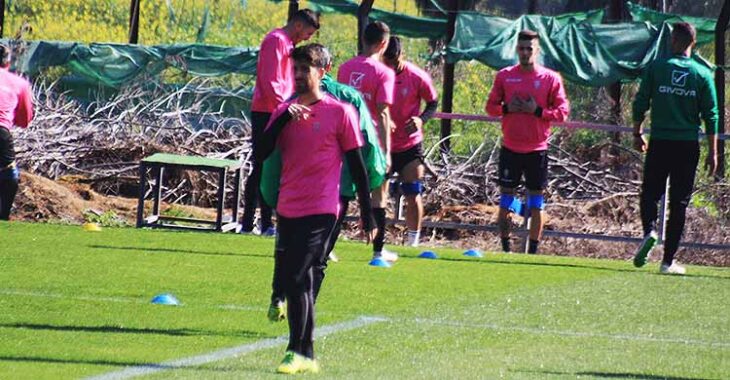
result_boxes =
[136,153,242,232]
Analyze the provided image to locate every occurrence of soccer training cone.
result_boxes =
[151,293,181,306]
[463,249,483,258]
[369,257,391,268]
[82,222,102,232]
[418,251,439,259]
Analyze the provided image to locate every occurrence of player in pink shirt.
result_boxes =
[337,21,398,262]
[0,45,34,221]
[485,30,569,254]
[242,9,320,236]
[383,36,438,247]
[257,44,376,375]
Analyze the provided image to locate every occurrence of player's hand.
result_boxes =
[385,153,392,173]
[705,153,718,177]
[507,96,524,113]
[405,116,423,134]
[358,218,377,244]
[633,135,648,153]
[287,104,311,121]
[522,95,538,114]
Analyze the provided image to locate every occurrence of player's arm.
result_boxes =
[14,81,34,128]
[700,71,719,176]
[631,66,654,152]
[345,147,374,235]
[485,73,506,116]
[536,75,569,122]
[377,103,392,157]
[632,65,653,134]
[256,104,307,161]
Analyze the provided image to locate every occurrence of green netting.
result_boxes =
[9,39,258,88]
[627,1,721,45]
[446,12,713,87]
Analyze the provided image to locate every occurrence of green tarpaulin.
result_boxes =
[627,1,721,45]
[288,0,604,40]
[446,12,713,87]
[307,0,448,39]
[9,39,259,88]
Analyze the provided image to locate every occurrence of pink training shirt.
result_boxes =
[485,64,569,153]
[268,94,363,218]
[251,28,294,113]
[337,55,395,129]
[391,61,438,153]
[0,68,33,131]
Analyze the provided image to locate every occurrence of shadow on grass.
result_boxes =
[0,355,237,372]
[0,322,270,339]
[415,255,730,280]
[515,369,717,380]
[88,244,268,259]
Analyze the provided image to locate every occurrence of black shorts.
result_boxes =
[497,146,548,191]
[391,143,424,176]
[0,127,15,168]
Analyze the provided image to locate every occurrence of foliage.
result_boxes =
[82,209,128,227]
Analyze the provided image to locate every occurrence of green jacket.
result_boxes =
[259,74,387,209]
[632,55,718,141]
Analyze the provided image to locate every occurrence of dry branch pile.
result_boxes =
[16,80,253,206]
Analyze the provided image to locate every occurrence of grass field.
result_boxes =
[1,222,729,379]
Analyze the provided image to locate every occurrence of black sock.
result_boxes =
[528,239,539,254]
[501,237,511,252]
[373,207,386,253]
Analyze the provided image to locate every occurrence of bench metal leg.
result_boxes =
[152,166,164,217]
[232,168,242,224]
[136,164,147,228]
[216,169,227,231]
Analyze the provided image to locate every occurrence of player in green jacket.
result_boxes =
[260,44,387,320]
[631,22,718,275]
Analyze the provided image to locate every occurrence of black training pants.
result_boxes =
[241,112,274,232]
[276,213,336,359]
[640,139,699,265]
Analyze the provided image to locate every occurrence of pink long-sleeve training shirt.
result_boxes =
[485,64,569,153]
[0,68,33,131]
[251,28,294,113]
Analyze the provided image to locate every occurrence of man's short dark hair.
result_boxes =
[363,21,390,47]
[290,9,320,30]
[672,22,696,49]
[517,30,539,41]
[383,35,402,61]
[292,44,329,69]
[0,45,10,67]
[308,43,332,68]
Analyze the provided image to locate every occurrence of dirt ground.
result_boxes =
[12,173,216,225]
[10,173,729,267]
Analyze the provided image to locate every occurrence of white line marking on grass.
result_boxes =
[84,316,388,380]
[412,318,730,348]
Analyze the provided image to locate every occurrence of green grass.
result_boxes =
[1,221,729,379]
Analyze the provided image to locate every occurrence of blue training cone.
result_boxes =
[151,293,181,306]
[369,257,391,268]
[418,251,439,259]
[463,249,483,258]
